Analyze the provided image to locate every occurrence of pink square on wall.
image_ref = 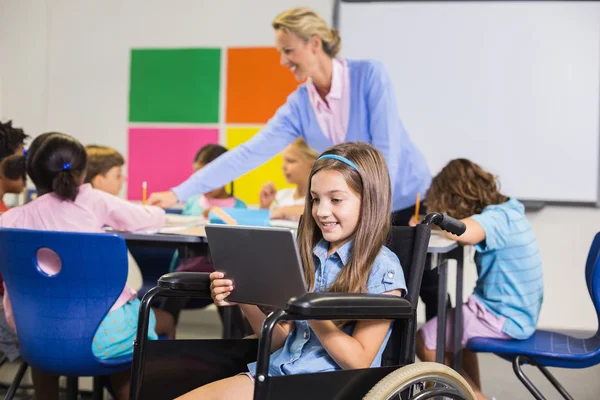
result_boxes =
[127,127,219,200]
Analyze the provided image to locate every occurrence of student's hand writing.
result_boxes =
[210,271,237,306]
[201,207,212,219]
[408,215,423,227]
[147,191,178,208]
[259,182,277,209]
[270,208,286,220]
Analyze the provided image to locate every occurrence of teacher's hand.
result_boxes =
[147,190,178,208]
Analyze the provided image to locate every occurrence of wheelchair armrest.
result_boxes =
[286,292,413,319]
[157,272,211,293]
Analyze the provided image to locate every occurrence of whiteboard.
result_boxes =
[340,1,600,203]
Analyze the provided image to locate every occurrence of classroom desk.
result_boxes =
[120,230,208,259]
[428,231,464,371]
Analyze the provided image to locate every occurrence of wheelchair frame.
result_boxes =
[130,213,469,400]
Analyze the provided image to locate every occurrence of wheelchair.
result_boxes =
[130,213,477,400]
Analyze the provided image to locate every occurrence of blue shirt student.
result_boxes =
[171,60,431,212]
[471,198,544,340]
[247,239,407,376]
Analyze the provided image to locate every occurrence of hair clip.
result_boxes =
[23,148,28,156]
[62,162,71,171]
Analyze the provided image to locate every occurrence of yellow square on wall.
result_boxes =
[225,127,293,206]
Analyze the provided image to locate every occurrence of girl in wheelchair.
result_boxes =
[0,132,176,400]
[413,159,544,400]
[178,142,408,400]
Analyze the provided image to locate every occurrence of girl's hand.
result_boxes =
[201,207,212,219]
[408,215,425,227]
[270,207,285,220]
[259,182,277,209]
[209,271,237,306]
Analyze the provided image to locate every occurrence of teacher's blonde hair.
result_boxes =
[272,8,341,58]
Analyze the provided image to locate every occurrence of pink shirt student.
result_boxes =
[306,58,350,145]
[0,183,165,330]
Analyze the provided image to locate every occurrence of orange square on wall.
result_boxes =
[226,47,298,124]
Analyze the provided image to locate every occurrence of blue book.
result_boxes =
[208,208,271,226]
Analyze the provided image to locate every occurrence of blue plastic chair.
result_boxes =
[0,228,133,400]
[468,232,600,400]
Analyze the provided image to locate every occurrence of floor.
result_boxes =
[1,305,598,399]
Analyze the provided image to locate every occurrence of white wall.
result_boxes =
[0,0,49,134]
[1,0,599,332]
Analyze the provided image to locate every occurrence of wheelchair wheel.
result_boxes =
[363,362,477,400]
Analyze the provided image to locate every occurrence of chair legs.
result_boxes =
[65,376,78,400]
[4,361,28,400]
[131,286,166,400]
[512,355,574,400]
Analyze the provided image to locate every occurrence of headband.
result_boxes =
[317,154,359,171]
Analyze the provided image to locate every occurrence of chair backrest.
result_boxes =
[381,224,432,366]
[585,232,600,329]
[386,225,432,309]
[0,228,128,375]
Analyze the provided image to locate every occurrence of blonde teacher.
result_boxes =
[150,7,431,225]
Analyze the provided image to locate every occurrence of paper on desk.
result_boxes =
[158,225,206,236]
[269,219,299,230]
[165,214,206,227]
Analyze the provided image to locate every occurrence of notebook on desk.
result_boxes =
[205,225,307,309]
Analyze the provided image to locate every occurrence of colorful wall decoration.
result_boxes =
[127,47,298,204]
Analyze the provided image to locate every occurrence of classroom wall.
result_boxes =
[0,0,334,203]
[1,0,599,332]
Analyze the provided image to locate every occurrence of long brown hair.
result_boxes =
[297,142,392,293]
[426,158,509,220]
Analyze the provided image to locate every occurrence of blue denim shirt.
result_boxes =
[248,239,406,376]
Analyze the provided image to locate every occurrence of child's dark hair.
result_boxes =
[0,120,28,160]
[425,158,509,220]
[193,144,235,195]
[22,132,87,201]
[194,144,228,166]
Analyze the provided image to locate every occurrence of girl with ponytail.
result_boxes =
[0,132,175,400]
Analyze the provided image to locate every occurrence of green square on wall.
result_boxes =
[129,48,221,123]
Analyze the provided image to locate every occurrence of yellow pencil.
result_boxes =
[142,181,147,205]
[414,193,421,223]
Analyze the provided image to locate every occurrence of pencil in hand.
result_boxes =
[414,193,421,224]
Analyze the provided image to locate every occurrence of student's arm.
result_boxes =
[270,205,304,221]
[308,289,403,370]
[366,61,404,195]
[94,189,165,231]
[168,94,303,204]
[239,304,293,352]
[439,218,486,246]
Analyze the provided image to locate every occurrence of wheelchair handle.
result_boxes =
[422,212,466,236]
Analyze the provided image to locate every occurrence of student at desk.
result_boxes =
[0,132,175,400]
[178,142,407,400]
[260,138,317,221]
[85,144,144,292]
[161,144,247,325]
[413,159,544,400]
[0,120,29,365]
